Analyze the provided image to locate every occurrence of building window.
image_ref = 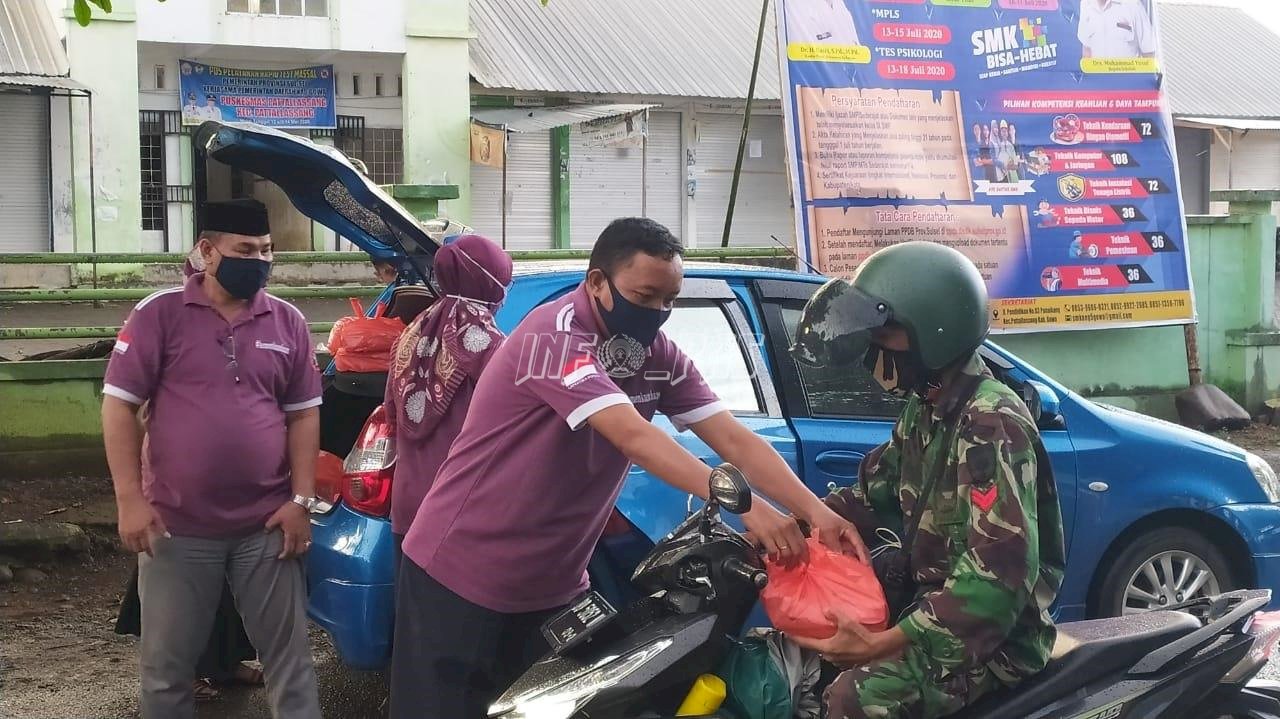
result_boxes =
[396,75,402,97]
[140,131,165,232]
[352,74,362,96]
[227,0,327,16]
[154,65,167,90]
[374,74,384,97]
[363,128,404,186]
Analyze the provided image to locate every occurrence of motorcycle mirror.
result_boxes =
[708,464,752,515]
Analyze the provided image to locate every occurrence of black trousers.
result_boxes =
[390,560,564,719]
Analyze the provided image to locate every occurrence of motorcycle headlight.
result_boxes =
[1247,452,1280,503]
[488,637,673,719]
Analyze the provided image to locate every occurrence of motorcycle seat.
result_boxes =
[949,609,1201,718]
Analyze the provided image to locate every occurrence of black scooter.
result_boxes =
[488,464,1280,719]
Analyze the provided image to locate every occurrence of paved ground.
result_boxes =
[5,424,1280,716]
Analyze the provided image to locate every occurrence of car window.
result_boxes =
[662,300,762,414]
[778,301,906,419]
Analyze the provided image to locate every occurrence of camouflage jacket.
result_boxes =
[826,353,1066,683]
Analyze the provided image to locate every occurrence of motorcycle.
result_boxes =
[488,463,1280,719]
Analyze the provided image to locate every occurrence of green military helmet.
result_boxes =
[791,241,990,371]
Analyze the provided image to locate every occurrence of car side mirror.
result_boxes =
[708,464,752,515]
[1022,380,1064,430]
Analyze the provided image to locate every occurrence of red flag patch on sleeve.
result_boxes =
[562,352,597,388]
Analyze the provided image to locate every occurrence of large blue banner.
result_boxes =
[777,0,1195,331]
[179,60,336,130]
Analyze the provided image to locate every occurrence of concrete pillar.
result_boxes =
[402,0,472,223]
[63,0,142,253]
[682,107,699,247]
[1212,189,1279,330]
[384,184,460,222]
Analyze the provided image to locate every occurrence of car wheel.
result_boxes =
[1096,527,1237,617]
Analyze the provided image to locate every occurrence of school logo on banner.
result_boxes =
[1058,174,1087,203]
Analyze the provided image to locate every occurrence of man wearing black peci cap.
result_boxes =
[102,199,323,718]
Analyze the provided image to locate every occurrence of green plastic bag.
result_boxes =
[718,637,794,719]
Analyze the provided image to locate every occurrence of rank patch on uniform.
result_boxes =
[971,484,998,512]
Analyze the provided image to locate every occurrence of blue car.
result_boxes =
[200,121,1280,673]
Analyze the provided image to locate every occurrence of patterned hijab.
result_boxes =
[388,234,512,441]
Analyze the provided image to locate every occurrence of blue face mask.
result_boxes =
[594,274,671,348]
[213,249,271,300]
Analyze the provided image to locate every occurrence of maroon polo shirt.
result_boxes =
[402,284,724,613]
[103,273,322,538]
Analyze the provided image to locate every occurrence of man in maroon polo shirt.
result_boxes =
[101,199,322,718]
[391,217,870,718]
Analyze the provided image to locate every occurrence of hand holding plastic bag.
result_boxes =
[761,536,889,639]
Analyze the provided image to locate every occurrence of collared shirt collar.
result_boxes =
[569,282,603,338]
[182,272,272,318]
[928,352,991,422]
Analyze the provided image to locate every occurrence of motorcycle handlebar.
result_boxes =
[723,557,768,590]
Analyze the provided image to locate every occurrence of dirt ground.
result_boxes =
[3,423,1280,717]
[0,478,387,719]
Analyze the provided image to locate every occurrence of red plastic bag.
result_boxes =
[329,298,405,373]
[761,537,889,639]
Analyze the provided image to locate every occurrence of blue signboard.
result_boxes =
[179,59,336,130]
[777,0,1194,331]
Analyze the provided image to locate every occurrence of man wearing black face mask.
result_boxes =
[391,217,867,719]
[788,241,1065,719]
[101,199,322,718]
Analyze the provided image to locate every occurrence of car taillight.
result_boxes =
[341,406,396,517]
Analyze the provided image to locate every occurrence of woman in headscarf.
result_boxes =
[114,246,262,702]
[384,234,513,558]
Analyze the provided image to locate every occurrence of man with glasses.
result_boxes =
[101,199,323,718]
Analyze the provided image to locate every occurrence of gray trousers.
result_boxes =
[138,530,320,719]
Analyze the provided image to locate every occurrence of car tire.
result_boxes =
[1095,526,1238,617]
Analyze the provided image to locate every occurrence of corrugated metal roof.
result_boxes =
[0,73,86,91]
[0,0,70,78]
[1159,3,1280,119]
[472,103,657,132]
[1178,116,1280,131]
[470,0,780,100]
[471,1,1280,118]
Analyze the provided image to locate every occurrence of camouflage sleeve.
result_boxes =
[897,405,1041,667]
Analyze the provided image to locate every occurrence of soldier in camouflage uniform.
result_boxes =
[788,241,1066,719]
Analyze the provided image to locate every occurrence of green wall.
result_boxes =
[0,360,109,478]
[64,0,142,254]
[403,0,473,222]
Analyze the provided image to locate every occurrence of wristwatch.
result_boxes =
[291,494,318,512]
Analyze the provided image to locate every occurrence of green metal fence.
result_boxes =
[0,247,786,266]
[0,247,792,342]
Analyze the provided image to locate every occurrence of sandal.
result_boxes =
[231,662,265,687]
[193,678,220,703]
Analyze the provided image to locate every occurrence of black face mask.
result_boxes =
[863,344,931,397]
[594,274,671,347]
[212,251,271,300]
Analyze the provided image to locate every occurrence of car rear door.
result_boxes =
[753,278,903,494]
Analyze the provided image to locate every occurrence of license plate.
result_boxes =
[542,591,617,656]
